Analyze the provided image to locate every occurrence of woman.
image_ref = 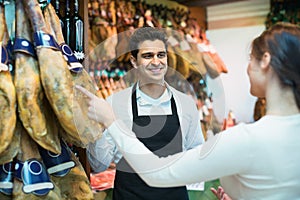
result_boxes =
[77,22,300,199]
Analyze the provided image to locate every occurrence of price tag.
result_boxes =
[186,182,205,191]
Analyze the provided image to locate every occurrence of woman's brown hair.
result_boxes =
[251,22,300,109]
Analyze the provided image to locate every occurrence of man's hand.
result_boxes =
[75,85,115,128]
[210,186,232,200]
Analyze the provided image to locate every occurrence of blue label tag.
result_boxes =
[14,160,23,181]
[33,31,60,50]
[13,38,36,57]
[39,140,75,177]
[60,43,83,73]
[6,40,13,61]
[0,45,10,72]
[21,159,54,196]
[5,41,15,73]
[1,46,8,64]
[0,162,14,195]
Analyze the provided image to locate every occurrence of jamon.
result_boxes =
[0,5,16,155]
[44,3,103,145]
[51,151,94,200]
[89,0,118,62]
[115,30,132,63]
[202,53,220,79]
[0,59,16,154]
[166,45,177,77]
[187,40,207,76]
[14,0,60,154]
[167,30,191,78]
[0,120,21,165]
[13,126,61,200]
[22,0,102,147]
[199,31,228,74]
[51,128,94,200]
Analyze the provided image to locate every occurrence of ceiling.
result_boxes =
[171,0,250,7]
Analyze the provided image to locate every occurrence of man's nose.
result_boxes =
[151,55,161,66]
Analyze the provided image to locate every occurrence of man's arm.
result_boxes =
[86,130,118,173]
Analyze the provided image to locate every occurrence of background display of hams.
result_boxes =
[87,0,228,87]
[0,0,102,199]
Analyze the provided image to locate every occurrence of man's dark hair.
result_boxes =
[129,27,168,59]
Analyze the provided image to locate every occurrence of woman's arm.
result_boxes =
[107,120,251,187]
[76,85,252,187]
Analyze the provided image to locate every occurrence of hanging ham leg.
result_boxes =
[0,5,16,155]
[0,120,21,165]
[0,120,21,200]
[44,3,101,99]
[14,0,60,154]
[22,0,102,147]
[169,30,191,78]
[0,65,16,152]
[44,3,103,145]
[0,5,5,40]
[0,123,19,199]
[12,126,62,200]
[51,128,93,200]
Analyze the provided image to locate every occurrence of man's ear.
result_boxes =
[130,56,137,69]
[261,52,271,70]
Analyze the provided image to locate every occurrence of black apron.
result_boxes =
[113,85,189,200]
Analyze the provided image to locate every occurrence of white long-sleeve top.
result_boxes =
[87,83,204,172]
[107,114,300,199]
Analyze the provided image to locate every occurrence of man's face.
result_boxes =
[131,39,168,85]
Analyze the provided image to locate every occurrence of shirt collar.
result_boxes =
[135,82,172,106]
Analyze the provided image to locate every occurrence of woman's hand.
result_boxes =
[75,85,116,128]
[210,186,232,200]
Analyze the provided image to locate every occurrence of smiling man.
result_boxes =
[87,27,204,200]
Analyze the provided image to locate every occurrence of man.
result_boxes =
[87,27,204,200]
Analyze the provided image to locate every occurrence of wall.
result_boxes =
[205,0,270,123]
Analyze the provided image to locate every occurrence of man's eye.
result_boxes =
[157,52,166,58]
[142,53,154,59]
[141,52,166,59]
